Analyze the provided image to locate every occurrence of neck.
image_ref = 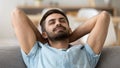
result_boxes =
[48,39,69,49]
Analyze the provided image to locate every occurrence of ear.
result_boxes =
[42,32,48,39]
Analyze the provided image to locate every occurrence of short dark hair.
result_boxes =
[40,8,69,32]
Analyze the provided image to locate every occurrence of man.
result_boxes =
[11,8,110,68]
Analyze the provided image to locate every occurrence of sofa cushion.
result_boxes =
[96,46,120,68]
[0,45,26,68]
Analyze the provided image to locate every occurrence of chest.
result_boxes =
[36,47,89,68]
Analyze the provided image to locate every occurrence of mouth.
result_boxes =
[53,26,66,32]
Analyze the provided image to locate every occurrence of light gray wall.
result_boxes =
[0,0,26,39]
[0,0,16,39]
[0,0,120,40]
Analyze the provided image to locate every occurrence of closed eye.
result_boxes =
[48,19,55,25]
[59,18,67,23]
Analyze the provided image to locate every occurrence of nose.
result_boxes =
[56,20,61,26]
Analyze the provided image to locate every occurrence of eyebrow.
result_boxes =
[48,17,66,22]
[59,17,66,20]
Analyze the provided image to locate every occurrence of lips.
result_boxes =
[53,26,66,32]
[56,27,64,30]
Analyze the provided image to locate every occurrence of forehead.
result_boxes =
[45,13,65,21]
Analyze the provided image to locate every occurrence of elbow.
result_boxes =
[12,7,23,14]
[11,8,21,17]
[11,8,22,25]
[101,11,110,18]
[100,11,110,24]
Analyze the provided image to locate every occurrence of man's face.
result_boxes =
[43,13,71,41]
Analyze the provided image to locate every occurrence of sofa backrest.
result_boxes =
[0,45,26,68]
[96,46,120,68]
[0,44,120,68]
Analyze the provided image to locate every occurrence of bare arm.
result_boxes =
[69,14,98,42]
[11,8,46,54]
[69,11,110,54]
[87,11,110,54]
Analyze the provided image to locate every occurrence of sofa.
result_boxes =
[0,44,120,68]
[0,44,26,68]
[96,45,120,68]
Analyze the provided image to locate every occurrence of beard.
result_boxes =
[48,32,70,41]
[46,25,70,41]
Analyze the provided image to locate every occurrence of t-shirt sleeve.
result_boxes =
[21,41,41,67]
[84,43,101,68]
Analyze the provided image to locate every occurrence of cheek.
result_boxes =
[45,25,53,32]
[45,24,49,31]
[64,23,69,28]
[65,25,70,30]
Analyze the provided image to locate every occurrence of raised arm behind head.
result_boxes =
[69,11,110,54]
[11,8,46,54]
